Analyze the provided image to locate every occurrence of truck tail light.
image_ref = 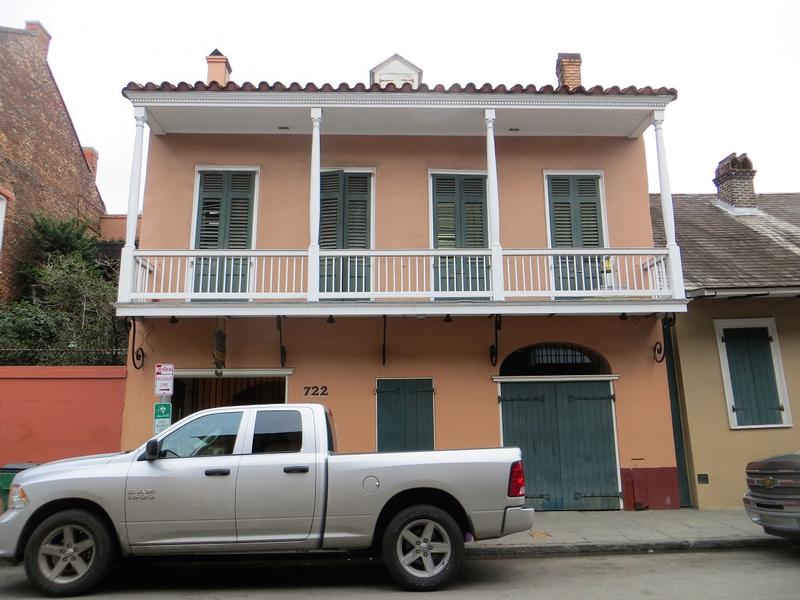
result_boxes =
[508,460,525,497]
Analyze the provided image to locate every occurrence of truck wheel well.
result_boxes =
[15,498,120,562]
[372,488,473,550]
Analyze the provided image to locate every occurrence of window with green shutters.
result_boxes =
[715,319,791,428]
[376,379,435,452]
[431,173,489,293]
[194,170,255,294]
[546,174,604,291]
[319,171,372,293]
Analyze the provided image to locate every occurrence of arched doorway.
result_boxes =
[498,343,621,511]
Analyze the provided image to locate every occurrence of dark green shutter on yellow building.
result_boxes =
[194,171,254,293]
[377,379,434,452]
[319,171,371,293]
[721,327,783,426]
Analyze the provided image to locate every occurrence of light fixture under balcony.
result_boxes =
[444,314,453,323]
[327,315,335,324]
[278,126,290,130]
[509,128,520,132]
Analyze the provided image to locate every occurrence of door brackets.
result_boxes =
[276,316,287,367]
[574,491,623,500]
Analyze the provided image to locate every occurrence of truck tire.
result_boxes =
[24,509,115,597]
[382,504,464,591]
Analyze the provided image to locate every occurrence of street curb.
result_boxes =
[466,536,793,558]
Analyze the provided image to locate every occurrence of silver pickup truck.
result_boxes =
[0,403,533,596]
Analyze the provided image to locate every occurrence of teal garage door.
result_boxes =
[501,381,620,510]
[377,379,434,452]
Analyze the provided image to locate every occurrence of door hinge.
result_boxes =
[720,335,726,343]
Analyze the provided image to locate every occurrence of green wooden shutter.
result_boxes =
[227,172,254,249]
[343,173,370,248]
[197,172,226,249]
[548,176,575,248]
[576,177,602,247]
[433,175,458,249]
[460,176,487,248]
[377,379,434,452]
[722,327,783,426]
[319,171,344,250]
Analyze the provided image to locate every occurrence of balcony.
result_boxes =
[119,247,678,317]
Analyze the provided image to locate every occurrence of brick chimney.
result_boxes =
[25,21,51,58]
[206,49,232,85]
[556,52,582,89]
[82,147,98,179]
[713,153,757,211]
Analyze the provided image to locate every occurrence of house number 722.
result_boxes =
[303,386,328,396]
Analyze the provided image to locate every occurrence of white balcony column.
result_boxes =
[485,109,505,301]
[307,107,322,301]
[117,106,147,303]
[652,110,685,300]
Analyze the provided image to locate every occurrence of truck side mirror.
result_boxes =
[142,439,159,461]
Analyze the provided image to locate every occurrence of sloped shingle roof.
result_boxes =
[650,193,800,291]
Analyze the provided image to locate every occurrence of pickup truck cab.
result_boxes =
[0,403,534,596]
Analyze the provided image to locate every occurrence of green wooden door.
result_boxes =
[432,174,489,294]
[319,171,371,294]
[547,175,603,292]
[721,327,783,426]
[194,171,254,295]
[377,379,434,452]
[501,381,620,510]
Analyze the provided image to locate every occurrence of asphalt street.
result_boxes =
[0,547,798,599]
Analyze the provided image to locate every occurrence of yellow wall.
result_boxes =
[139,134,653,251]
[674,298,800,508]
[121,315,675,472]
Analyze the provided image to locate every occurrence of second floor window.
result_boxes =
[194,170,255,294]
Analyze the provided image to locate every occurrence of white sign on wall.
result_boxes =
[154,363,174,397]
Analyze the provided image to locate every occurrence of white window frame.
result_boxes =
[320,166,377,250]
[542,170,610,249]
[190,165,261,250]
[714,318,792,429]
[0,195,7,256]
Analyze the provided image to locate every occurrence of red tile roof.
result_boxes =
[123,80,677,97]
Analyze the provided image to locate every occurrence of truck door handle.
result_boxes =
[204,468,231,476]
[284,465,309,474]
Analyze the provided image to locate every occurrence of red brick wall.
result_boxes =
[0,25,106,301]
[0,366,126,465]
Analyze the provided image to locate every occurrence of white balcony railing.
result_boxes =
[503,248,672,298]
[131,250,308,301]
[127,248,672,302]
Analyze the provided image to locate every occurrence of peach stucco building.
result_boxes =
[115,52,688,511]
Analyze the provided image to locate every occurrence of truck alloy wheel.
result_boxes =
[24,509,114,597]
[382,504,464,591]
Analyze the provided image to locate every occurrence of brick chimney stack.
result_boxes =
[556,52,582,89]
[713,153,757,211]
[25,21,51,58]
[82,147,99,179]
[206,49,232,85]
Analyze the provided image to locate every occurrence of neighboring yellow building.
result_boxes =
[115,51,690,511]
[652,153,800,509]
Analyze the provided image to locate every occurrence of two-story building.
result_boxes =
[116,52,687,510]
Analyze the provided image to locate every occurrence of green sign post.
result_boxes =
[153,402,172,434]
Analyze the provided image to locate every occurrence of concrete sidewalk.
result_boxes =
[467,509,792,557]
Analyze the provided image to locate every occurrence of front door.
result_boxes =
[235,407,318,542]
[377,379,435,452]
[501,381,620,510]
[125,410,246,546]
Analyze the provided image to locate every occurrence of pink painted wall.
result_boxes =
[0,367,126,465]
[139,134,653,251]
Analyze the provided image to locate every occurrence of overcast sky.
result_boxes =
[3,0,799,213]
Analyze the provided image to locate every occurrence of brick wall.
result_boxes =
[0,24,106,301]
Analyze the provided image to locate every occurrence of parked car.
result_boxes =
[0,403,534,596]
[743,451,800,539]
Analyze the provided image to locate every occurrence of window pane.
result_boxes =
[252,410,302,454]
[159,412,242,458]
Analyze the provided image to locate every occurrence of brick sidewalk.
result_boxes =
[467,509,790,556]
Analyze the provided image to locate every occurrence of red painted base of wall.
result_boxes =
[621,467,680,510]
[0,366,126,465]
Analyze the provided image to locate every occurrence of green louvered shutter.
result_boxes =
[722,327,784,426]
[547,175,603,292]
[194,171,254,295]
[318,171,371,294]
[377,379,435,452]
[433,174,488,293]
